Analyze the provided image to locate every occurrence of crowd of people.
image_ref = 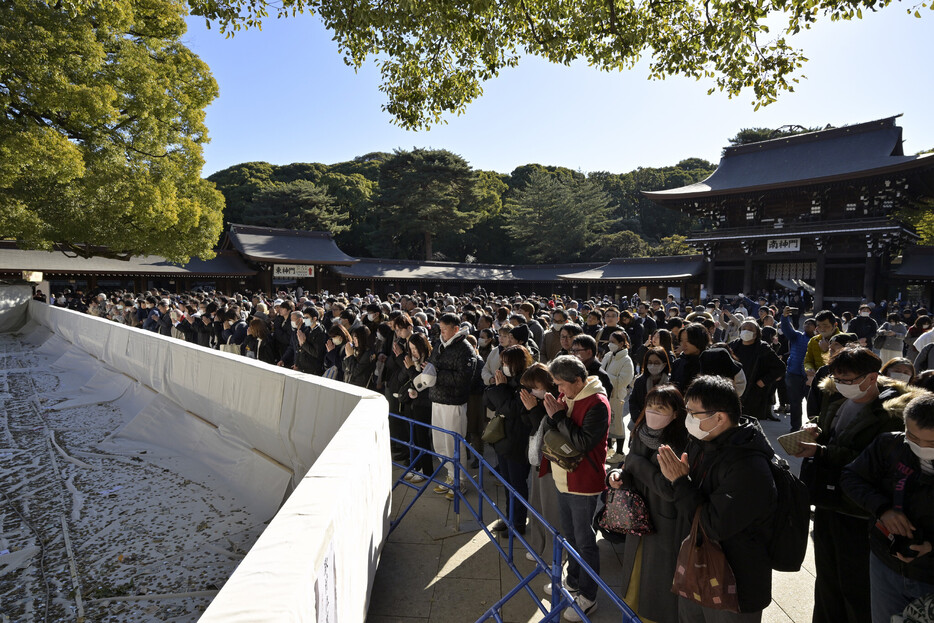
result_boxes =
[36,285,934,623]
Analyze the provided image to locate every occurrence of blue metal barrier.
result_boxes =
[387,412,641,623]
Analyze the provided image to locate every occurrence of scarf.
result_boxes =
[638,424,664,450]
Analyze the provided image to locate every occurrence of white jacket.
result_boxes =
[600,348,635,407]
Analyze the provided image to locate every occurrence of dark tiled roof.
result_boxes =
[226,224,358,265]
[894,246,934,279]
[331,258,605,282]
[558,256,704,281]
[645,117,934,200]
[0,246,256,276]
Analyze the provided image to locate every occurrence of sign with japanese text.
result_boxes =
[766,238,801,253]
[273,264,315,278]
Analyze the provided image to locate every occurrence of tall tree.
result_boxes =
[1,0,224,261]
[243,181,349,233]
[376,149,483,260]
[189,0,913,129]
[505,171,615,264]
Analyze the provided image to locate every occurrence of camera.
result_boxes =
[888,533,924,558]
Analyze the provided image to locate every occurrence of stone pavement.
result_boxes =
[367,417,816,623]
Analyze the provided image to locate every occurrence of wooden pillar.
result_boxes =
[814,246,826,312]
[742,255,753,295]
[706,259,715,297]
[863,255,879,302]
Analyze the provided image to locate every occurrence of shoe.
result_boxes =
[765,413,781,422]
[490,519,508,532]
[525,551,537,562]
[563,595,597,621]
[544,580,579,597]
[605,450,624,465]
[433,478,453,494]
[403,472,415,482]
[409,473,426,484]
[444,483,467,501]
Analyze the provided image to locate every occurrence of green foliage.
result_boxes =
[898,197,934,245]
[727,125,826,147]
[374,149,486,260]
[187,0,921,129]
[592,231,649,261]
[244,181,349,233]
[651,234,696,257]
[504,171,615,264]
[0,0,224,262]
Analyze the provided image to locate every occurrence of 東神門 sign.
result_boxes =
[273,264,315,278]
[766,238,801,253]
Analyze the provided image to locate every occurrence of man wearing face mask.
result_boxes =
[294,307,326,375]
[658,375,777,622]
[849,304,880,350]
[543,309,568,362]
[840,392,934,623]
[276,311,304,368]
[794,347,910,623]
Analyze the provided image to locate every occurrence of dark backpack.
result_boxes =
[768,455,811,572]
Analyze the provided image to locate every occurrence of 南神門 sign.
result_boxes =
[273,264,315,278]
[766,238,801,253]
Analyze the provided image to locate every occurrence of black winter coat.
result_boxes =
[841,432,934,584]
[295,324,327,375]
[672,417,778,613]
[427,334,477,405]
[343,347,376,388]
[730,339,786,419]
[482,377,532,463]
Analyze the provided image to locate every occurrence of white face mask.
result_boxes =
[835,379,869,401]
[685,412,720,440]
[907,439,934,461]
[740,330,756,342]
[645,409,676,431]
[331,337,343,346]
[531,388,546,399]
[369,313,379,321]
[478,337,490,347]
[860,311,871,317]
[608,343,620,353]
[304,318,313,327]
[888,372,911,383]
[553,322,566,330]
[502,365,512,377]
[647,363,665,376]
[291,321,300,329]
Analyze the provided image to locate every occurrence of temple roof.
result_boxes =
[225,224,358,265]
[645,116,934,201]
[894,246,934,280]
[331,258,604,282]
[557,256,704,281]
[0,245,256,276]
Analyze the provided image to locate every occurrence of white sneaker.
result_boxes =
[433,478,453,494]
[525,551,537,562]
[409,473,426,484]
[543,580,579,597]
[563,595,597,621]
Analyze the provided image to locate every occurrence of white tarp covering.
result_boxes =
[14,297,392,620]
[0,284,32,332]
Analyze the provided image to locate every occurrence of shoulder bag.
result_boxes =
[671,508,739,612]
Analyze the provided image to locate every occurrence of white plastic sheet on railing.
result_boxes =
[4,294,392,621]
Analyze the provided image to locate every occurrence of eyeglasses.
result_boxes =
[570,348,588,354]
[830,373,868,386]
[686,410,717,419]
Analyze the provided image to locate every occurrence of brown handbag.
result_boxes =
[671,508,740,612]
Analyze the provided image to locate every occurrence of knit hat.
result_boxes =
[511,324,531,344]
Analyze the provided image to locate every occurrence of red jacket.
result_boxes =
[539,389,610,494]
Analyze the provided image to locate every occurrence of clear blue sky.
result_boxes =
[182,8,934,178]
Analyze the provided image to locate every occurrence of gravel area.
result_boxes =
[0,332,266,622]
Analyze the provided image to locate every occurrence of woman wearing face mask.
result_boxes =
[607,385,688,623]
[323,324,351,382]
[670,323,709,394]
[518,363,560,561]
[399,333,435,483]
[477,328,496,360]
[600,330,635,463]
[906,315,932,362]
[629,347,672,426]
[730,320,786,421]
[482,345,535,534]
[343,325,376,388]
[794,347,912,623]
[880,358,916,384]
[876,312,908,365]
